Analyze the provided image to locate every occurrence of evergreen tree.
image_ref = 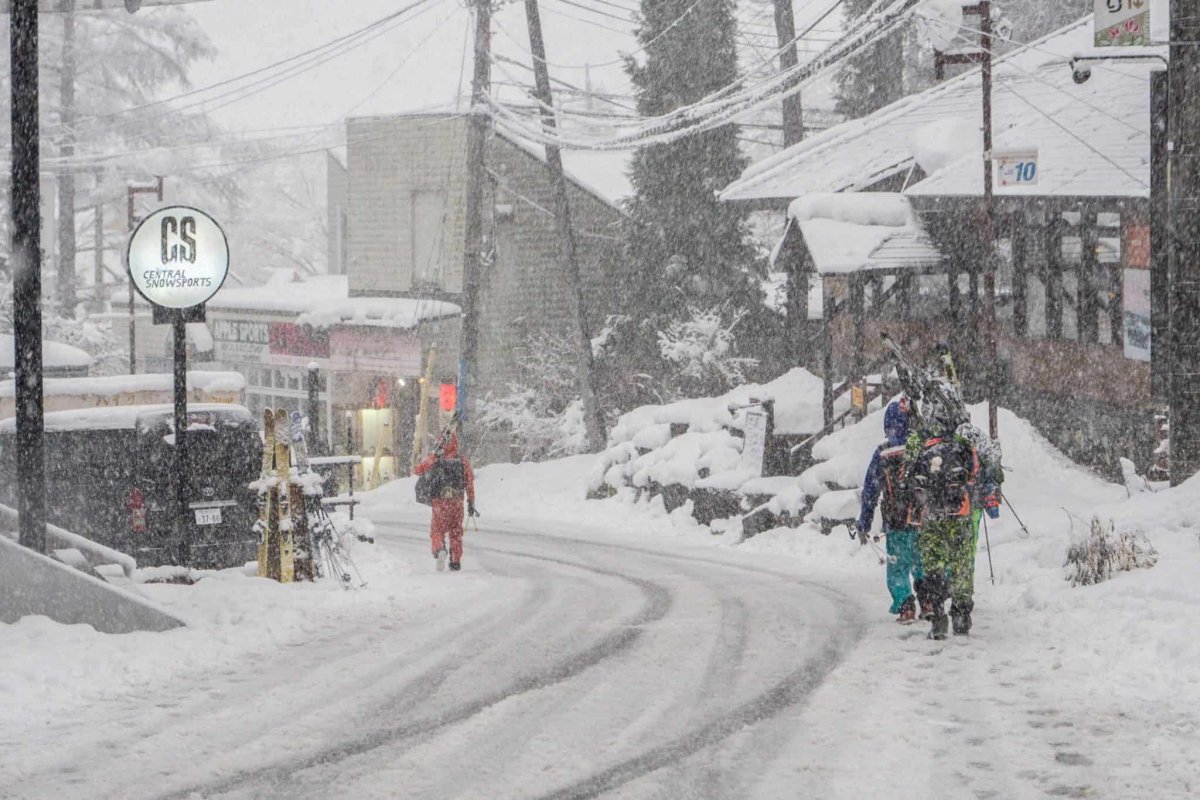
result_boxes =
[616,0,774,403]
[834,0,906,119]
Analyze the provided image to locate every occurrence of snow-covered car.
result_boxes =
[0,404,261,569]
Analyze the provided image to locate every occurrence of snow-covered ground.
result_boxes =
[1,404,1198,798]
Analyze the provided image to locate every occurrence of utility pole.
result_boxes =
[1169,0,1200,484]
[979,0,999,440]
[10,0,44,552]
[522,0,606,451]
[772,0,804,146]
[458,0,491,429]
[56,0,77,316]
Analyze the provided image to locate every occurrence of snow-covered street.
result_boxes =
[3,437,1199,799]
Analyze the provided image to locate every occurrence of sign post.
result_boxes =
[127,206,229,565]
[1095,0,1151,47]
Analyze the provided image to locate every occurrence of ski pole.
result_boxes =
[1001,495,1032,538]
[981,513,996,586]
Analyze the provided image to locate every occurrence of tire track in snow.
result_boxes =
[158,545,674,800]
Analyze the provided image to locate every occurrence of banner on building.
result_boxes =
[1123,268,1151,362]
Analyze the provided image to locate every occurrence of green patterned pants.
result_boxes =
[918,516,976,609]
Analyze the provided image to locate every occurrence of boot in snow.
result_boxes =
[449,561,461,572]
[919,601,936,621]
[929,613,949,641]
[897,597,917,624]
[951,601,973,635]
[436,548,447,572]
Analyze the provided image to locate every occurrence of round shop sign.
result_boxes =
[127,205,230,309]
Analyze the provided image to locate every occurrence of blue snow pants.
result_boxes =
[886,528,924,614]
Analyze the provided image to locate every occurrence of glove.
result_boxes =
[467,503,480,518]
[984,493,1001,520]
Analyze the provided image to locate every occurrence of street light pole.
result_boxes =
[979,0,999,441]
[10,0,44,552]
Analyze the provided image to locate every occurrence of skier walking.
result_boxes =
[413,434,478,572]
[906,382,981,640]
[855,398,929,624]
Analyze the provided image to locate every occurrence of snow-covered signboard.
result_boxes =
[996,150,1039,189]
[740,409,768,476]
[1095,0,1150,47]
[127,206,229,309]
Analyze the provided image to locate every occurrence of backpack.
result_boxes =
[877,444,913,530]
[415,456,466,505]
[414,471,434,506]
[909,436,978,523]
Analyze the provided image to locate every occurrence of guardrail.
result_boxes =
[0,503,137,579]
[308,455,362,519]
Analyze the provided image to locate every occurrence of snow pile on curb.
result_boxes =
[590,368,828,496]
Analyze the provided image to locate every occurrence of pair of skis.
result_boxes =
[255,408,314,583]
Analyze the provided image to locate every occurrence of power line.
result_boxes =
[52,0,436,140]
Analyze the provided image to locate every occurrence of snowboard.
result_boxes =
[274,408,294,584]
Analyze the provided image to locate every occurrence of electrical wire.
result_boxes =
[487,0,919,151]
[42,0,441,145]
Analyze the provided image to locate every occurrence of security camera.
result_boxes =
[1072,61,1092,85]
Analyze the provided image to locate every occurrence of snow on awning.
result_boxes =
[721,15,1163,205]
[0,334,93,373]
[207,274,460,330]
[771,193,942,276]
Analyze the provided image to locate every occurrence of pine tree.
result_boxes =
[617,0,773,403]
[834,0,906,119]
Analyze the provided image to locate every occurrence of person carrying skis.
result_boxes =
[413,433,478,572]
[906,380,980,640]
[855,397,929,624]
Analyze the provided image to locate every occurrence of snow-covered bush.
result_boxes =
[478,328,588,462]
[1065,515,1158,587]
[657,305,758,398]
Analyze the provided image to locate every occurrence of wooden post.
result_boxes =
[822,277,835,426]
[1080,205,1099,344]
[979,0,999,438]
[850,275,865,419]
[1012,212,1028,337]
[1046,213,1064,341]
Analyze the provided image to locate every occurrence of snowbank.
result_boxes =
[0,333,93,372]
[593,368,828,497]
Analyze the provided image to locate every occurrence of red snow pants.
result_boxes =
[430,497,465,563]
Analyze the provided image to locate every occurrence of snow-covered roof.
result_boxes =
[774,193,942,276]
[0,334,93,372]
[207,274,460,329]
[0,403,253,434]
[0,371,245,401]
[721,15,1164,204]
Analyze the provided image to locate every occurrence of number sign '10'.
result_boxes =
[1094,0,1150,47]
[996,151,1039,189]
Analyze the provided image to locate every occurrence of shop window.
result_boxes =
[360,408,395,454]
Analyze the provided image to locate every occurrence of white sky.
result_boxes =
[183,0,843,136]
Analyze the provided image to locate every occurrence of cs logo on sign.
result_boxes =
[161,215,197,264]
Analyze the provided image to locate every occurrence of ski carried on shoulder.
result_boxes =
[880,332,969,427]
[256,408,276,579]
[289,411,315,582]
[274,408,294,584]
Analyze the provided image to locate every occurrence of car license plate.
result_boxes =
[194,507,222,526]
